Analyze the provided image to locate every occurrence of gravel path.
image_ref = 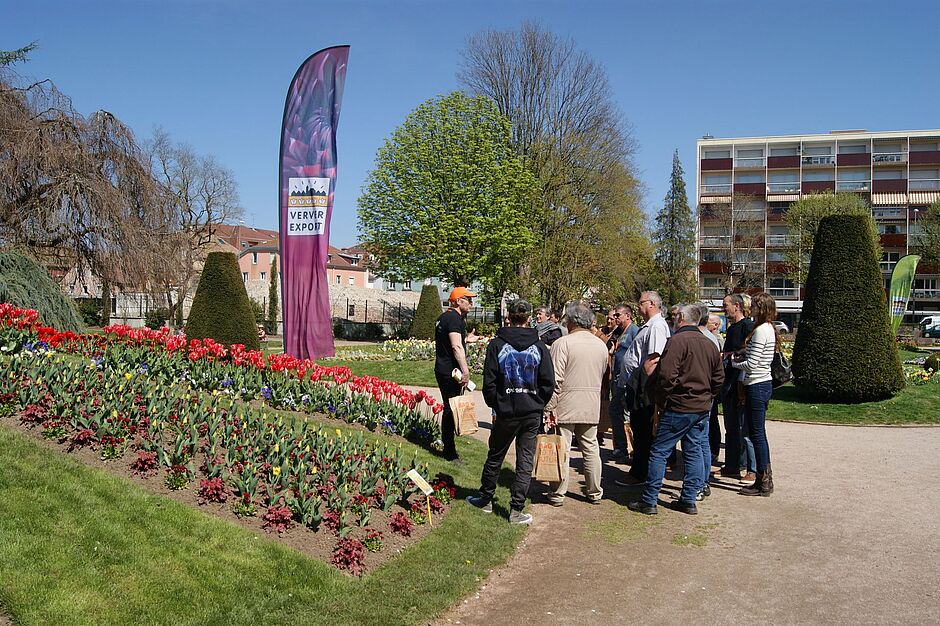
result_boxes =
[413,386,940,625]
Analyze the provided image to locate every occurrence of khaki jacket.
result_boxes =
[544,328,609,424]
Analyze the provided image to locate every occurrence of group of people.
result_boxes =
[433,286,780,525]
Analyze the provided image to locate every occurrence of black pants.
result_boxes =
[629,405,655,480]
[709,398,721,463]
[721,385,745,473]
[479,414,540,511]
[436,373,462,459]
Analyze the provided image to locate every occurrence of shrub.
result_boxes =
[0,251,83,332]
[76,298,102,327]
[145,307,169,330]
[248,298,265,324]
[388,511,414,537]
[409,284,442,339]
[185,252,260,350]
[330,537,366,576]
[925,353,940,372]
[792,215,904,402]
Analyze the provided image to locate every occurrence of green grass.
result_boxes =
[766,383,938,425]
[0,422,522,625]
[671,533,707,547]
[315,358,483,389]
[583,510,658,545]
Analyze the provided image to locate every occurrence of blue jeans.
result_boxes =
[744,381,773,473]
[642,410,709,506]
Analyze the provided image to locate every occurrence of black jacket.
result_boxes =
[483,326,555,419]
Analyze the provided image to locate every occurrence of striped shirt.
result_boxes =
[731,322,775,385]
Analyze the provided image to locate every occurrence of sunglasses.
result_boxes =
[639,299,652,305]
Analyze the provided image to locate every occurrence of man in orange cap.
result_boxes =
[435,285,480,461]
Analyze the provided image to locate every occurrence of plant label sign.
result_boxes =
[406,468,434,495]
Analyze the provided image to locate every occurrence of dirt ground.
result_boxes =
[418,386,940,626]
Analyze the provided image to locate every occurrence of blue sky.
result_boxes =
[3,0,939,246]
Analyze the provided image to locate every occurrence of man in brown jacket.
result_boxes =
[627,303,724,516]
[543,301,609,506]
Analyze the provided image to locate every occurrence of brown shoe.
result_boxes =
[740,472,757,484]
[740,467,773,497]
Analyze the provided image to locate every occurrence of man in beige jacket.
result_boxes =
[543,301,610,506]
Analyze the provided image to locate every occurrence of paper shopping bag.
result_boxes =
[532,432,567,482]
[448,395,479,436]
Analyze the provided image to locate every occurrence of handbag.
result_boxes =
[771,350,792,388]
[448,391,479,436]
[532,427,567,482]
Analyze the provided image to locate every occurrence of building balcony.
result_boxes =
[801,180,835,193]
[835,180,870,192]
[913,288,940,300]
[701,158,733,171]
[768,288,798,298]
[701,183,732,195]
[699,261,725,274]
[699,235,731,247]
[837,153,871,166]
[700,287,727,299]
[910,179,940,191]
[767,182,800,194]
[767,155,800,169]
[879,234,907,247]
[734,182,766,196]
[766,234,795,247]
[909,151,940,166]
[802,155,835,166]
[872,152,907,164]
[872,179,907,193]
[735,157,765,168]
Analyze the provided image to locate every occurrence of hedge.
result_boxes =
[792,214,903,401]
[185,252,260,350]
[409,284,442,340]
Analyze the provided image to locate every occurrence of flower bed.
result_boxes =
[0,304,461,575]
[381,337,490,374]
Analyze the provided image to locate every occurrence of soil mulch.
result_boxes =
[1,413,446,576]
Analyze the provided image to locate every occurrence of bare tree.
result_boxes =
[147,128,242,327]
[459,21,647,307]
[0,68,171,323]
[700,194,766,295]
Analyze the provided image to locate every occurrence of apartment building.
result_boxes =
[696,129,940,325]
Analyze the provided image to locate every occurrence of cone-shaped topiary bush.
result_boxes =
[185,252,260,350]
[792,214,903,401]
[409,283,443,339]
[0,251,82,332]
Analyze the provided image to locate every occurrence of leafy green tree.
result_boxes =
[266,257,279,335]
[784,192,875,284]
[357,91,538,300]
[409,284,443,339]
[652,150,696,306]
[913,200,940,267]
[792,215,903,402]
[185,252,260,350]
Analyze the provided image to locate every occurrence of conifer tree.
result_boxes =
[653,150,697,306]
[266,257,279,335]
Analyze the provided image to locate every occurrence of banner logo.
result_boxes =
[287,177,330,235]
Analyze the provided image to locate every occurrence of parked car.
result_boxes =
[921,316,940,339]
[773,320,790,334]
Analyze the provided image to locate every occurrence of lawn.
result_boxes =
[766,348,939,425]
[315,358,483,389]
[0,418,521,626]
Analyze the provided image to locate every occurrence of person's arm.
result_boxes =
[648,321,670,356]
[449,331,470,384]
[537,343,556,405]
[543,340,567,415]
[711,350,725,397]
[648,342,681,407]
[731,325,768,373]
[482,340,499,408]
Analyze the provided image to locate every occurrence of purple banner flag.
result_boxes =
[279,46,349,359]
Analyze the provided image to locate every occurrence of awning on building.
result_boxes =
[700,195,731,204]
[767,194,800,202]
[909,191,940,204]
[872,192,908,205]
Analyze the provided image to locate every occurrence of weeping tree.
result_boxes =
[0,250,82,331]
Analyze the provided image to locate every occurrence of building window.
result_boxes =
[242,272,248,282]
[769,277,796,297]
[700,250,727,262]
[803,171,834,182]
[880,252,902,272]
[803,145,833,156]
[767,251,786,262]
[769,146,799,156]
[734,173,764,184]
[251,252,258,264]
[403,280,412,290]
[873,169,904,180]
[703,149,730,159]
[347,304,355,317]
[387,281,396,290]
[877,223,906,235]
[336,275,341,285]
[349,258,358,265]
[838,143,868,154]
[873,207,904,219]
[911,142,940,152]
[348,276,354,285]
[260,272,266,281]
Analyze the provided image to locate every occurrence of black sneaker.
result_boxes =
[702,484,711,497]
[670,500,698,515]
[627,500,658,515]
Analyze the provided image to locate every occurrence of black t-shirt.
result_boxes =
[724,317,755,354]
[435,309,466,377]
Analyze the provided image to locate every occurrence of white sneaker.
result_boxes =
[509,509,533,525]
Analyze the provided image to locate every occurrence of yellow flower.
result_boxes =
[274,443,280,453]
[124,372,132,380]
[272,466,281,477]
[111,409,118,419]
[335,429,342,437]
[310,466,319,474]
